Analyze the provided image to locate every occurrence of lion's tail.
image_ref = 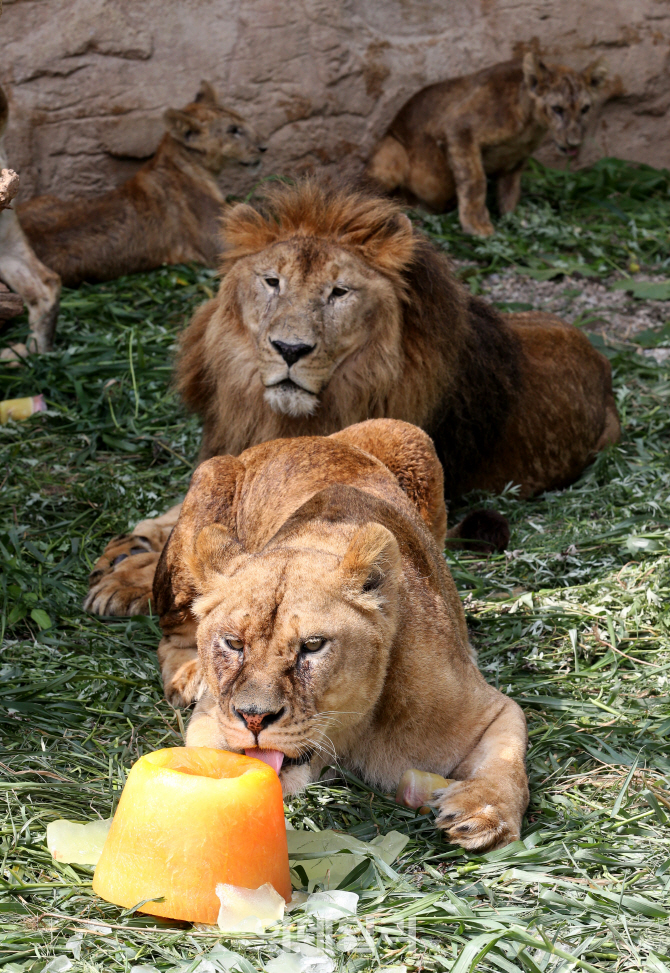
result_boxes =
[445,509,510,554]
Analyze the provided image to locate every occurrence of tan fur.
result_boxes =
[17,82,266,287]
[83,180,619,618]
[0,85,61,354]
[153,419,529,851]
[366,55,610,236]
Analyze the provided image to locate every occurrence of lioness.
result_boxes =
[366,54,609,236]
[17,82,266,287]
[152,418,529,851]
[84,179,619,618]
[0,85,61,354]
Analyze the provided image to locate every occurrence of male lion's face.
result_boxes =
[524,56,608,158]
[191,523,400,791]
[232,239,402,418]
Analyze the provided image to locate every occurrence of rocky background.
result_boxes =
[2,0,669,202]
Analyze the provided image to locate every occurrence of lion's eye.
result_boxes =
[552,105,564,117]
[264,276,280,289]
[581,105,590,115]
[330,286,349,300]
[223,637,244,652]
[228,125,242,136]
[301,637,326,653]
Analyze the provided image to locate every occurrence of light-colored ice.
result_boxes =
[46,817,112,865]
[395,769,453,809]
[301,890,358,920]
[215,882,285,933]
[265,944,335,973]
[65,934,83,960]
[43,958,72,973]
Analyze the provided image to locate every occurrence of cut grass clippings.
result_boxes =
[1,161,669,972]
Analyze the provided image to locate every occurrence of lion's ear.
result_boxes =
[363,212,415,276]
[186,523,241,586]
[340,523,401,607]
[221,202,273,257]
[583,57,609,91]
[164,108,206,147]
[523,52,549,92]
[153,455,244,622]
[194,80,218,105]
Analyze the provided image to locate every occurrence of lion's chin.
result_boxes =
[264,382,319,417]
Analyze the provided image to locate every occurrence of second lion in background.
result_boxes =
[367,54,610,236]
[17,82,266,288]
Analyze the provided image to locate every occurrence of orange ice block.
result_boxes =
[92,747,291,923]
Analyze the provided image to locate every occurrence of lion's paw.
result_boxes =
[431,779,521,851]
[164,658,202,708]
[83,534,159,616]
[460,214,495,238]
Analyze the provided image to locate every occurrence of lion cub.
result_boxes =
[17,82,266,287]
[152,418,529,851]
[367,54,608,236]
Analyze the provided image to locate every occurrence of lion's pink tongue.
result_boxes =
[245,748,284,774]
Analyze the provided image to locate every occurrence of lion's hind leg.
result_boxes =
[432,697,529,851]
[366,136,410,194]
[83,504,182,617]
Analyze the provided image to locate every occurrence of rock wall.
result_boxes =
[2,0,669,203]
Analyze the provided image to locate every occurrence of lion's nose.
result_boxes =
[234,706,285,735]
[258,145,267,153]
[271,339,314,367]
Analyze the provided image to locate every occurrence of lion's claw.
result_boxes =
[84,534,160,617]
[432,779,521,851]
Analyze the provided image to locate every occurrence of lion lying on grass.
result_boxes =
[84,179,619,617]
[366,54,610,236]
[17,82,266,287]
[152,419,529,851]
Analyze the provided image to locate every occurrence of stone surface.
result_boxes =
[1,0,669,203]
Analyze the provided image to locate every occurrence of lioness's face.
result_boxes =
[232,240,402,418]
[192,532,399,789]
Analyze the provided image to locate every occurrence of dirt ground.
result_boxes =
[474,269,670,364]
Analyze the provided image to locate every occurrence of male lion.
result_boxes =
[17,82,266,288]
[366,54,609,236]
[84,179,619,617]
[152,418,529,851]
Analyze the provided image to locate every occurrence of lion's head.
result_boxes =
[523,53,609,157]
[164,81,266,173]
[218,183,417,419]
[179,491,402,792]
[177,180,467,459]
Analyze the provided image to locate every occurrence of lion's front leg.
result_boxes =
[447,130,494,237]
[157,617,202,708]
[432,697,528,851]
[83,504,182,617]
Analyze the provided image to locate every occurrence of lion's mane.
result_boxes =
[176,179,520,499]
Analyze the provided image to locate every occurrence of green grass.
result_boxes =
[419,157,670,284]
[1,161,669,972]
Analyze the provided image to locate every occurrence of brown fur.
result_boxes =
[366,54,610,236]
[151,419,529,851]
[17,82,266,287]
[0,84,61,354]
[83,179,619,618]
